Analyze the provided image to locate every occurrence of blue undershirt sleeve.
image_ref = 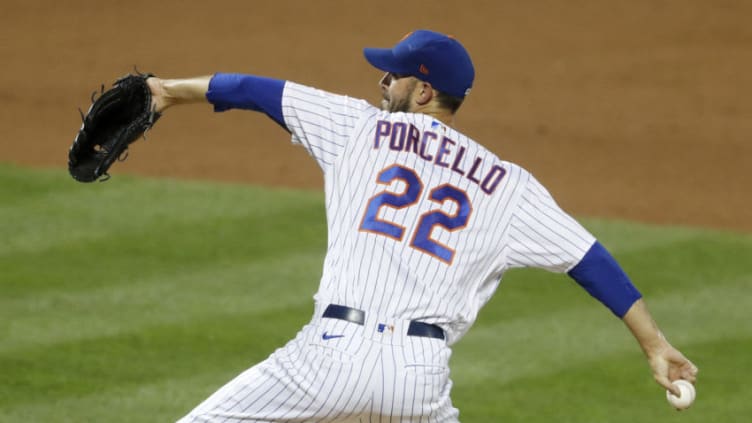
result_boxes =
[205,73,287,130]
[567,241,642,318]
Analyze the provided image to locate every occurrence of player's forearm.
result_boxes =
[149,76,212,112]
[622,299,669,357]
[161,76,213,104]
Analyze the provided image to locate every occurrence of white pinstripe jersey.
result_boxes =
[282,82,595,345]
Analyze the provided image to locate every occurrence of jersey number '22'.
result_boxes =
[359,164,472,265]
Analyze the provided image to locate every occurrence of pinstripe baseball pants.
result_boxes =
[176,308,459,422]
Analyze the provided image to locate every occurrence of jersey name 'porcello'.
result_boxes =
[373,119,507,195]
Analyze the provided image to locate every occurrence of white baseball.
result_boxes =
[666,379,696,410]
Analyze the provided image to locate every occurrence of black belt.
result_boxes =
[322,304,445,340]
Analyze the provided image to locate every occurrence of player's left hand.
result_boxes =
[69,72,161,182]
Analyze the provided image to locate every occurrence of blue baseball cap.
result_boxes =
[363,30,475,98]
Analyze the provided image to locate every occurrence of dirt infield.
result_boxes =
[2,1,749,232]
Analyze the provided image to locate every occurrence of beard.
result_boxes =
[381,95,412,113]
[380,79,417,113]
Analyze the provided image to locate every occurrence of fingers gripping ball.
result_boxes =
[69,72,160,182]
[666,379,696,410]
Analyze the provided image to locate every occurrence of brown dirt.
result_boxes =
[2,0,750,233]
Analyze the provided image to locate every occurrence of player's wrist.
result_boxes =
[146,77,171,113]
[642,337,670,359]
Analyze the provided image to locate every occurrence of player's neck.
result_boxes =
[432,110,456,128]
[412,104,456,128]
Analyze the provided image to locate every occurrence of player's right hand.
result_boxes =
[648,344,698,396]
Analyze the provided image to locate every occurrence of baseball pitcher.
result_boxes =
[135,30,697,422]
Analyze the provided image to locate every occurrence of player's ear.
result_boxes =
[414,81,435,106]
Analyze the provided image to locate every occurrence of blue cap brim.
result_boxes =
[363,48,412,74]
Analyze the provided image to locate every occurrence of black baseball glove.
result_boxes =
[69,72,160,182]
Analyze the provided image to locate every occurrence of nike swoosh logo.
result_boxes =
[322,332,345,340]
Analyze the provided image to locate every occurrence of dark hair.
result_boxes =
[435,91,464,114]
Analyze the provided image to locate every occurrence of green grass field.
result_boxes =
[1,163,750,422]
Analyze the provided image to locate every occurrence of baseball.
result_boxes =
[666,379,696,410]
